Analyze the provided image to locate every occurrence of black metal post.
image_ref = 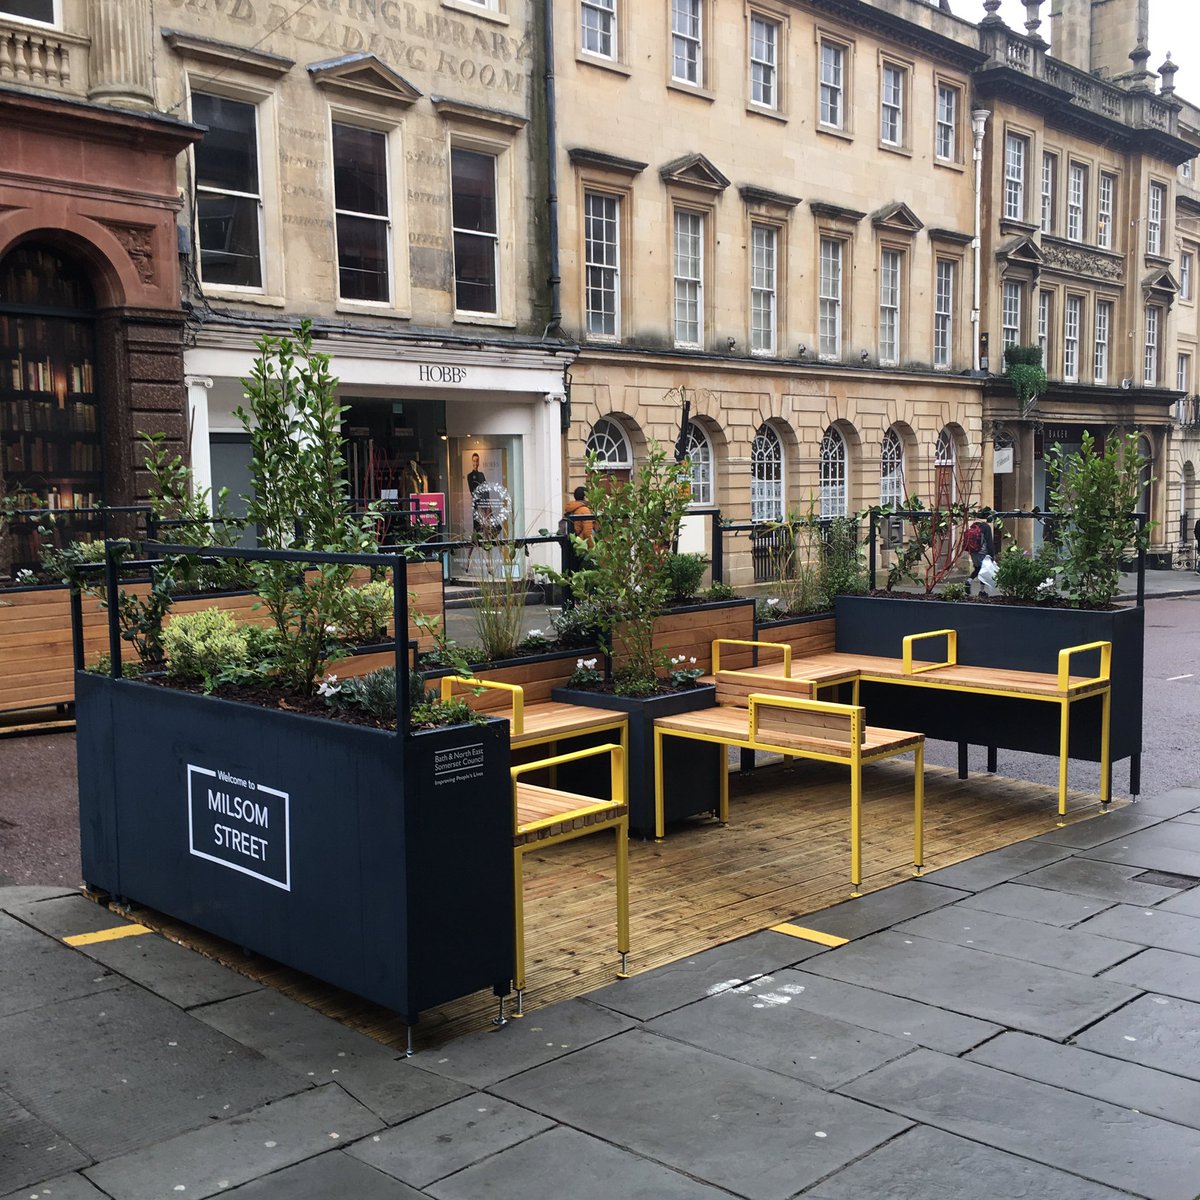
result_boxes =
[393,553,409,731]
[103,541,122,679]
[711,514,724,585]
[70,586,85,671]
[868,509,877,590]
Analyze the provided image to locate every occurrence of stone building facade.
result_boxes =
[0,0,199,569]
[553,0,990,578]
[976,0,1196,555]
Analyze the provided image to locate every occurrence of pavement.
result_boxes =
[5,785,1200,1199]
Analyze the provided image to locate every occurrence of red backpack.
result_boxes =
[963,524,983,553]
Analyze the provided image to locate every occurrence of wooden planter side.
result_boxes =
[754,614,836,658]
[0,560,443,715]
[613,599,757,673]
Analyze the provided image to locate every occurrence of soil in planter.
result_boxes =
[866,589,1122,612]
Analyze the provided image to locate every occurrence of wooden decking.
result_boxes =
[117,756,1112,1052]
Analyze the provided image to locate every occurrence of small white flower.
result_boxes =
[767,597,780,607]
[583,658,598,669]
[316,674,341,698]
[324,624,339,635]
[528,629,543,638]
[689,657,697,664]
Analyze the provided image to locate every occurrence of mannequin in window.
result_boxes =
[467,452,487,532]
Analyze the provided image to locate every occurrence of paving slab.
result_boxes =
[347,1095,554,1188]
[645,970,914,1089]
[0,886,82,912]
[1170,811,1200,825]
[789,879,969,941]
[0,914,122,1018]
[1084,821,1200,877]
[587,929,827,1021]
[802,1123,1133,1200]
[493,1028,909,1200]
[955,882,1115,927]
[72,932,262,1009]
[222,1153,425,1199]
[1128,787,1200,818]
[967,1030,1200,1130]
[4,895,131,940]
[1076,903,1200,955]
[426,1126,734,1200]
[1158,887,1200,918]
[0,1172,107,1200]
[1100,947,1200,1002]
[193,989,399,1080]
[841,1047,1200,1200]
[918,841,1074,892]
[0,985,306,1159]
[330,1059,472,1126]
[802,931,1137,1039]
[1073,993,1200,1080]
[417,999,635,1089]
[757,969,999,1054]
[84,1084,382,1200]
[893,906,1136,975]
[1034,808,1166,848]
[0,1091,89,1196]
[1017,857,1184,905]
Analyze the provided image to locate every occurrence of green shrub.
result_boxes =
[1004,345,1048,418]
[664,552,708,604]
[162,608,250,688]
[823,517,868,599]
[340,580,394,643]
[995,546,1058,603]
[322,665,483,729]
[939,581,968,602]
[700,581,736,602]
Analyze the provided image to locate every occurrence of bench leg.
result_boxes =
[957,742,969,780]
[913,743,925,877]
[719,752,730,825]
[654,727,667,841]
[615,819,630,979]
[512,846,527,1017]
[1057,698,1071,823]
[986,745,997,774]
[1130,754,1141,798]
[850,761,863,897]
[740,747,756,774]
[1100,689,1112,810]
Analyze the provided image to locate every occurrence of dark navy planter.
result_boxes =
[75,673,514,1025]
[551,683,719,836]
[834,595,1144,791]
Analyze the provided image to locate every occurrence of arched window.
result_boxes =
[880,428,904,508]
[819,426,847,517]
[585,417,633,472]
[934,425,957,503]
[684,423,713,505]
[751,423,784,522]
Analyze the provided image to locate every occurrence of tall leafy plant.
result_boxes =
[1004,345,1048,418]
[235,322,380,694]
[546,443,692,693]
[1046,430,1152,607]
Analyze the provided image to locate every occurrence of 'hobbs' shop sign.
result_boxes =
[187,764,291,890]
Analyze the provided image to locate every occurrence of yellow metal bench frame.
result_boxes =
[511,742,629,1016]
[653,692,924,895]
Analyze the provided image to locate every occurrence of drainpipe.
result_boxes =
[971,109,991,374]
[542,0,562,335]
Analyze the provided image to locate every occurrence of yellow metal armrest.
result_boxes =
[712,638,792,676]
[1057,640,1112,691]
[902,629,957,675]
[747,692,863,744]
[440,675,525,734]
[511,743,627,832]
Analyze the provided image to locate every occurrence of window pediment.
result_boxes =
[996,235,1045,266]
[809,201,866,226]
[1143,267,1179,306]
[431,95,528,132]
[659,153,731,193]
[308,52,422,105]
[871,201,923,234]
[568,148,648,176]
[162,28,294,77]
[739,184,801,211]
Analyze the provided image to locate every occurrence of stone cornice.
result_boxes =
[161,28,294,77]
[567,148,648,176]
[430,95,528,130]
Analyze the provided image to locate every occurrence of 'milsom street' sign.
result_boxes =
[187,764,291,890]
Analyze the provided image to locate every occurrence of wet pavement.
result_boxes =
[4,783,1200,1199]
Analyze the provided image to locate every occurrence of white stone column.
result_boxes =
[185,375,214,508]
[88,0,155,111]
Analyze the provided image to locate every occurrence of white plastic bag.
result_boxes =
[976,554,998,595]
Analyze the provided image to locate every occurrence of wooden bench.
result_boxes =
[653,678,924,895]
[720,630,1113,820]
[511,741,630,1016]
[438,675,628,756]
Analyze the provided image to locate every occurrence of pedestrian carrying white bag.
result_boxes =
[976,554,998,595]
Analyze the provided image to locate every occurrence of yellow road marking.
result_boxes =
[64,924,152,947]
[770,923,849,947]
